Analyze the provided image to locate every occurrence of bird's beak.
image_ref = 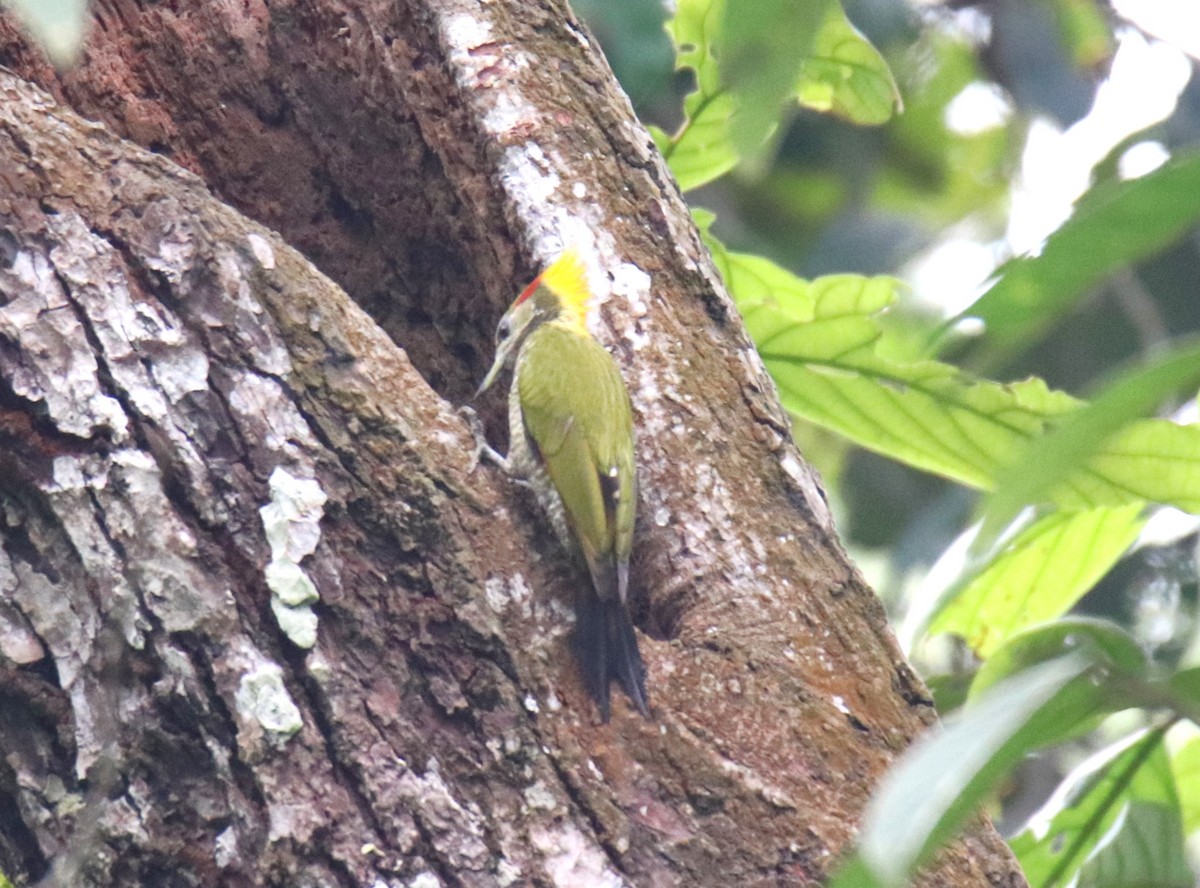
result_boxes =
[475,353,505,399]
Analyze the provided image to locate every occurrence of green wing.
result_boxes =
[517,323,636,600]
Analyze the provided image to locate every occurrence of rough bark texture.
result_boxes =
[0,1,1028,886]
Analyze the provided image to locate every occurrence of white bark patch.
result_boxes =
[270,599,319,649]
[49,213,211,421]
[105,449,231,634]
[263,559,318,607]
[484,91,540,136]
[47,211,229,515]
[483,572,532,617]
[0,598,45,665]
[611,262,651,321]
[522,780,559,812]
[779,452,833,532]
[530,822,629,888]
[225,368,320,458]
[214,826,239,868]
[260,467,327,648]
[235,659,303,740]
[442,14,496,73]
[262,467,327,562]
[138,200,198,279]
[632,344,685,447]
[498,144,561,219]
[681,461,777,604]
[496,859,523,886]
[395,758,491,871]
[0,233,129,440]
[40,449,232,676]
[213,245,293,377]
[246,232,276,269]
[1,519,95,700]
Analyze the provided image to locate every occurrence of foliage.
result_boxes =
[831,654,1114,888]
[945,151,1200,374]
[925,508,1145,658]
[589,1,1200,885]
[701,221,1200,517]
[651,0,899,190]
[0,0,88,68]
[1010,727,1191,888]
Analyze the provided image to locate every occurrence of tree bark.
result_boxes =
[0,1,1027,886]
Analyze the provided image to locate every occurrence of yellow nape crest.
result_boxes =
[539,247,593,328]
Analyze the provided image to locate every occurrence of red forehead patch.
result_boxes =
[514,274,542,306]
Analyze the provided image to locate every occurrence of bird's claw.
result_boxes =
[457,405,509,475]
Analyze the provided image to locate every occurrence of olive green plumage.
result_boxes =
[477,250,648,720]
[516,321,636,598]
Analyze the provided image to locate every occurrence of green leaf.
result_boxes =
[730,269,1200,512]
[720,0,828,168]
[1,0,89,68]
[662,0,897,190]
[795,2,901,126]
[739,272,1056,487]
[1165,667,1200,725]
[701,220,1200,515]
[700,212,818,319]
[1011,728,1190,888]
[1077,419,1200,512]
[663,91,741,191]
[857,655,1102,888]
[947,151,1200,369]
[927,506,1145,657]
[670,0,722,97]
[663,0,741,191]
[1049,0,1115,69]
[826,853,884,888]
[1078,800,1192,888]
[875,34,1010,224]
[1170,733,1200,834]
[969,618,1145,702]
[982,339,1200,536]
[967,618,1143,747]
[1168,666,1200,707]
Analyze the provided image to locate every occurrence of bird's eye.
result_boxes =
[496,318,511,341]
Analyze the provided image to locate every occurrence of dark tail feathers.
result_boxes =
[573,594,650,721]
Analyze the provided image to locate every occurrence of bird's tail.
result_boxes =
[574,593,650,721]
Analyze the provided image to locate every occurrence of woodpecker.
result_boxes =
[477,248,649,721]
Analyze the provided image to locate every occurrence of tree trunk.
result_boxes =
[0,1,1027,886]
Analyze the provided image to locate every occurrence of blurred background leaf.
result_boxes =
[946,153,1200,374]
[1010,728,1189,888]
[925,508,1146,658]
[851,655,1102,887]
[0,0,88,68]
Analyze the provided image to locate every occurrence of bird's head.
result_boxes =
[477,247,593,396]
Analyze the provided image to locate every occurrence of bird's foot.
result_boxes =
[457,405,510,475]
